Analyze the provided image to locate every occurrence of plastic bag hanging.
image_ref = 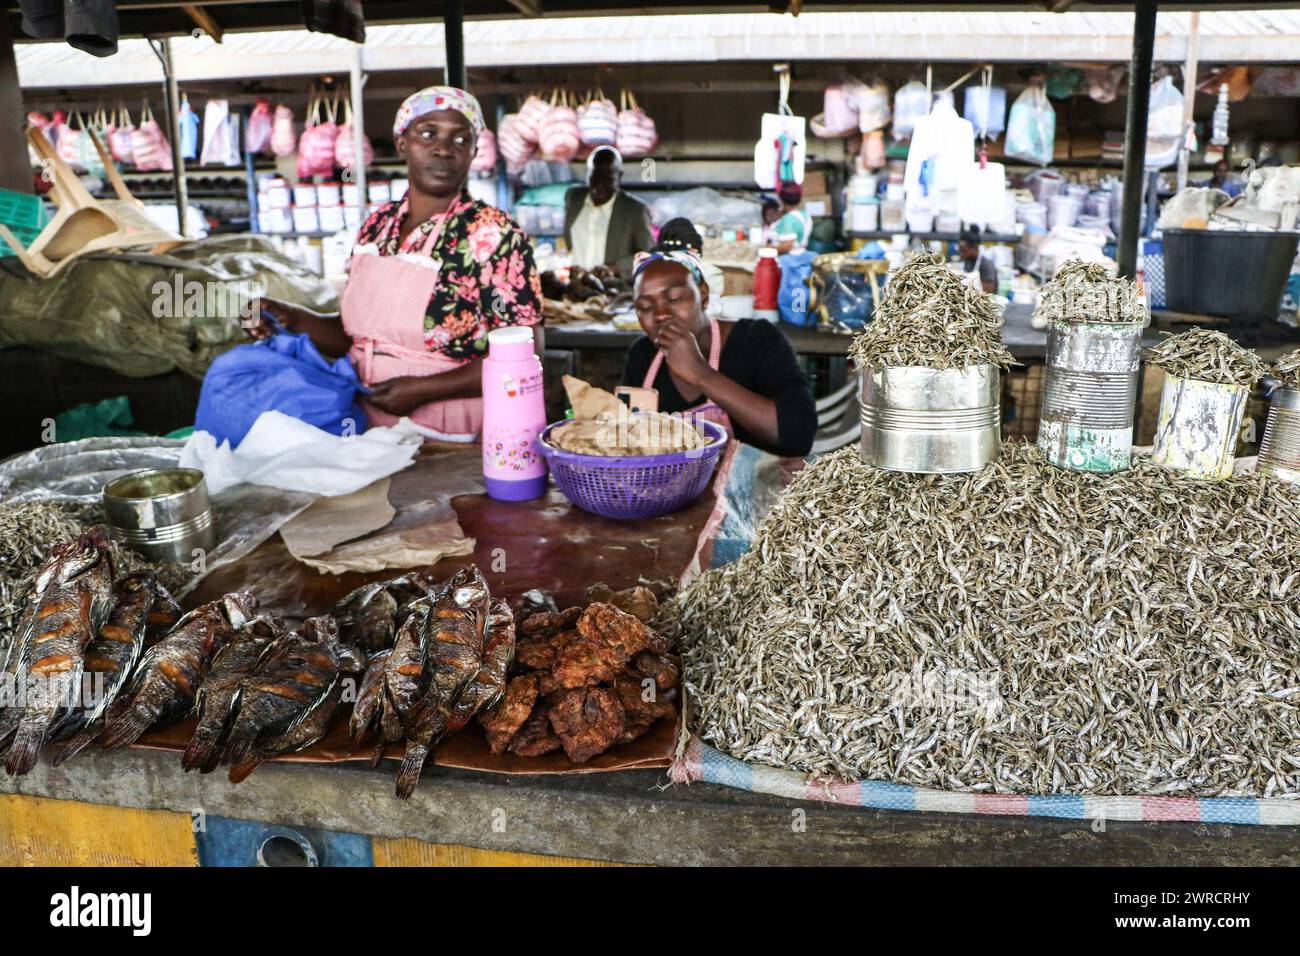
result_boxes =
[178,93,200,161]
[963,67,1006,141]
[753,68,806,190]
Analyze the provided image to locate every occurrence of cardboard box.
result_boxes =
[802,169,829,196]
[804,193,833,217]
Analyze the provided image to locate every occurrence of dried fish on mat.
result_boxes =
[0,526,115,775]
[847,252,1016,371]
[1035,259,1147,325]
[1273,347,1300,389]
[1142,328,1270,387]
[0,501,190,658]
[668,441,1300,798]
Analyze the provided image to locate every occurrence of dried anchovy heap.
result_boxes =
[1142,328,1270,387]
[0,501,190,656]
[668,442,1300,798]
[1035,259,1147,325]
[848,252,1016,370]
[1273,347,1300,389]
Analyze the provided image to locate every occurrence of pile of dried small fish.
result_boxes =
[349,565,517,798]
[477,587,678,763]
[848,252,1016,370]
[1273,347,1300,389]
[1142,328,1270,387]
[1035,258,1147,325]
[668,441,1300,798]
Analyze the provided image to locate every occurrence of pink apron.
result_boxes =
[641,315,733,437]
[340,199,482,437]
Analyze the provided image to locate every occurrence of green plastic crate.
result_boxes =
[0,188,48,253]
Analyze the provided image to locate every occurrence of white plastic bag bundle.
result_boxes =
[1145,76,1184,169]
[892,81,930,141]
[1005,84,1056,165]
[855,79,892,134]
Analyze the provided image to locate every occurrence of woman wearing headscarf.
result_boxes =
[621,219,816,458]
[256,86,543,437]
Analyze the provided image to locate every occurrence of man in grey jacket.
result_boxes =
[563,146,655,277]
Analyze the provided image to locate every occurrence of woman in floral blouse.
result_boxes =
[257,86,543,437]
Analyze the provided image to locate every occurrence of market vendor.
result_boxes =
[622,219,817,458]
[563,146,655,277]
[255,86,543,437]
[1201,158,1243,198]
[770,182,813,255]
[958,226,998,295]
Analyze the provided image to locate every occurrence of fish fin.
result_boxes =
[227,753,265,784]
[98,699,156,750]
[394,740,429,800]
[368,736,387,768]
[4,719,45,775]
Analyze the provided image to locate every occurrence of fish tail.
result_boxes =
[181,724,224,773]
[220,719,259,770]
[368,737,386,768]
[98,700,156,750]
[394,741,429,800]
[226,753,265,784]
[51,724,100,766]
[4,719,46,776]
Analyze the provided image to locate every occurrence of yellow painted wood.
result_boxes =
[0,794,197,867]
[373,837,626,867]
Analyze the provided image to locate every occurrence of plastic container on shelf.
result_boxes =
[850,198,880,233]
[481,326,548,501]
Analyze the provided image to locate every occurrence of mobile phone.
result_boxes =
[615,386,659,415]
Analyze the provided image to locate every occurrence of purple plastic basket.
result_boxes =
[537,418,728,520]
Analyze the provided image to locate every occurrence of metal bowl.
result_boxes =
[102,467,215,564]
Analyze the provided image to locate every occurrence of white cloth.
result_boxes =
[180,411,422,496]
[903,97,975,220]
[570,193,615,269]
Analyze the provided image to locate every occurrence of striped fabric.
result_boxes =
[670,738,1300,826]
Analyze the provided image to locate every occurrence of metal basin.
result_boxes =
[860,364,1001,474]
[102,467,215,564]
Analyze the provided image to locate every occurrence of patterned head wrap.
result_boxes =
[632,249,705,287]
[393,86,485,140]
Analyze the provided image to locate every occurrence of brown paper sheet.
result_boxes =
[280,479,395,559]
[563,374,624,418]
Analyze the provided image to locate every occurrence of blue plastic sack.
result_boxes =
[195,332,366,448]
[178,100,200,161]
[777,251,816,326]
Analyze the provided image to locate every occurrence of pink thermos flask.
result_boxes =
[481,327,548,501]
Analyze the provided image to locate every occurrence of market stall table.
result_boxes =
[1,443,1297,865]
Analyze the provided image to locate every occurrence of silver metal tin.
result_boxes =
[1038,320,1145,473]
[1258,386,1300,485]
[1150,375,1250,480]
[102,467,215,564]
[860,364,1001,474]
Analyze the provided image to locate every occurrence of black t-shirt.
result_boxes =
[621,319,817,458]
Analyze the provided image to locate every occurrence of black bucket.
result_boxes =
[1162,228,1300,321]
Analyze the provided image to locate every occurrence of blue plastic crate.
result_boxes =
[1143,238,1166,310]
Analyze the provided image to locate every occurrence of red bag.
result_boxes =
[297,95,339,179]
[131,103,173,172]
[497,114,535,174]
[470,128,497,173]
[514,93,550,146]
[539,90,580,162]
[245,98,273,155]
[334,98,374,172]
[108,106,136,164]
[615,89,657,158]
[270,104,296,158]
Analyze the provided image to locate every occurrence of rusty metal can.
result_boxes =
[1258,386,1300,485]
[1150,375,1250,480]
[1038,319,1145,473]
[860,364,1001,474]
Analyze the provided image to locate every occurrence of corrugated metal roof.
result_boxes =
[16,10,1300,89]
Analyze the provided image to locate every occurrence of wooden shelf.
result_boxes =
[848,229,1021,243]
